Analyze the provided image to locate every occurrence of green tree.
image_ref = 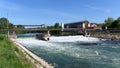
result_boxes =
[15,25,25,34]
[47,26,54,28]
[0,17,9,29]
[54,23,60,28]
[47,23,61,35]
[97,23,104,27]
[0,17,15,29]
[105,17,114,27]
[109,17,120,29]
[117,17,120,21]
[9,23,14,29]
[16,25,24,29]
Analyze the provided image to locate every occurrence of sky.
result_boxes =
[0,0,120,25]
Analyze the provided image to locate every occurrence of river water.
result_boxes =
[16,35,120,68]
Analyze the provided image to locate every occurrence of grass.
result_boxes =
[0,34,33,68]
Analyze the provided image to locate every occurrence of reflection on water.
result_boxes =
[17,35,120,68]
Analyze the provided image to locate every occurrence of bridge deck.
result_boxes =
[0,28,84,31]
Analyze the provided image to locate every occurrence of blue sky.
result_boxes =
[0,0,120,25]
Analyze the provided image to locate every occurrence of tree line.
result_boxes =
[0,17,61,34]
[0,17,24,34]
[0,17,61,29]
[104,17,120,29]
[0,17,120,31]
[0,17,24,29]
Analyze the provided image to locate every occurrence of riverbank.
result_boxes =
[0,35,33,68]
[11,38,54,68]
[89,32,120,41]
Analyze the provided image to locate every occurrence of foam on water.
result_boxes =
[16,36,120,68]
[49,35,100,43]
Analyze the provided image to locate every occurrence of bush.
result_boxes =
[0,35,5,40]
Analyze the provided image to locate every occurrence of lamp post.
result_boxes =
[7,13,9,38]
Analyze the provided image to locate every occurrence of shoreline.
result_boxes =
[89,32,120,41]
[10,38,54,68]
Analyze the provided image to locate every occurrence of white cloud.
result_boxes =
[85,5,111,13]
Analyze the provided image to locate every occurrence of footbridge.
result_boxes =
[0,24,88,39]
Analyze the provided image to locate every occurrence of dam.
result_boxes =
[16,34,120,68]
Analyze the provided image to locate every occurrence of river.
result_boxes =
[16,34,120,68]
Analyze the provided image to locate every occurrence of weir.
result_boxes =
[7,27,87,40]
[16,36,120,68]
[4,24,99,42]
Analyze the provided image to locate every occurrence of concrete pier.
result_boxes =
[36,33,50,41]
[36,30,50,41]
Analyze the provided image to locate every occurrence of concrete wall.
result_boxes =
[10,39,54,68]
[88,31,120,40]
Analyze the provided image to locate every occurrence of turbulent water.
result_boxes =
[16,35,120,68]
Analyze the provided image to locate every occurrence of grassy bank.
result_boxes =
[0,34,33,68]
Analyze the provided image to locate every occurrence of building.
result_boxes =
[89,23,103,30]
[87,23,98,29]
[63,21,101,30]
[89,23,97,28]
[64,20,89,29]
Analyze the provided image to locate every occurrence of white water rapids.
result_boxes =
[16,35,120,68]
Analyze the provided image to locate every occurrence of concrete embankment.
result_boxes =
[10,38,54,68]
[88,31,120,41]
